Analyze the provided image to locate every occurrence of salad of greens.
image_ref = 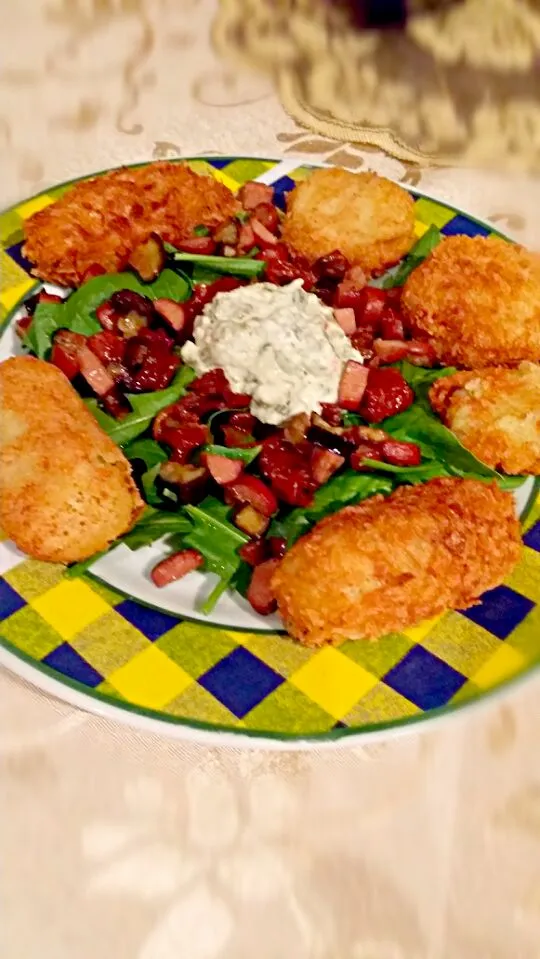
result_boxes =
[18,217,525,617]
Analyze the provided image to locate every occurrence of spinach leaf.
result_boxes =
[204,444,262,464]
[362,458,450,484]
[173,252,265,279]
[123,507,192,550]
[125,364,196,419]
[275,472,394,546]
[341,411,364,427]
[496,475,528,491]
[191,263,224,285]
[25,269,191,361]
[25,302,66,359]
[146,268,191,301]
[397,360,456,407]
[382,403,499,479]
[182,496,249,613]
[383,225,442,289]
[63,272,148,327]
[122,438,168,470]
[85,365,196,446]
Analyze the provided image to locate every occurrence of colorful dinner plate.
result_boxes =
[1,156,539,746]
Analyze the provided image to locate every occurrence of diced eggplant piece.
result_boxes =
[307,425,352,459]
[283,412,310,444]
[117,311,148,338]
[109,290,155,319]
[213,220,239,245]
[233,504,270,537]
[311,447,344,485]
[158,461,208,504]
[128,233,165,282]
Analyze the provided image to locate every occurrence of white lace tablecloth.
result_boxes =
[2,3,540,958]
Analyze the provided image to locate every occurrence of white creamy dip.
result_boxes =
[181,279,364,425]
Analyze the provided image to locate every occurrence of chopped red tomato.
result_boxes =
[239,540,269,567]
[51,330,86,381]
[226,474,278,517]
[360,368,414,423]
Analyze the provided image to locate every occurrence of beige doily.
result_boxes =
[213,0,540,170]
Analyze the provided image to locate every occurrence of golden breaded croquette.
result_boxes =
[429,363,540,475]
[23,162,239,287]
[281,168,415,276]
[0,357,144,563]
[272,478,520,647]
[401,235,540,369]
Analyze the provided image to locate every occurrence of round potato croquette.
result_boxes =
[281,168,416,276]
[272,478,521,647]
[401,235,540,369]
[429,363,540,475]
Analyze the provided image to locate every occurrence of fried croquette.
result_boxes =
[401,235,540,369]
[22,162,239,287]
[429,363,540,475]
[281,168,416,276]
[272,478,520,647]
[0,356,144,563]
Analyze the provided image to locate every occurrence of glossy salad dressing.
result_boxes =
[182,279,364,425]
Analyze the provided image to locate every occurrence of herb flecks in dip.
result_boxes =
[182,280,364,425]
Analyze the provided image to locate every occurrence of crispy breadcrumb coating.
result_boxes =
[429,363,540,475]
[281,168,416,276]
[22,162,239,287]
[0,357,144,563]
[401,235,540,369]
[272,478,521,647]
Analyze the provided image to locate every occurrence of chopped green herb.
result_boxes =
[193,224,210,237]
[382,225,442,289]
[204,444,261,465]
[173,252,265,278]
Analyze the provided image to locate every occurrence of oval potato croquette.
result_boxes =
[0,357,144,563]
[401,235,540,368]
[429,363,540,475]
[281,168,416,276]
[23,162,239,287]
[272,478,521,647]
